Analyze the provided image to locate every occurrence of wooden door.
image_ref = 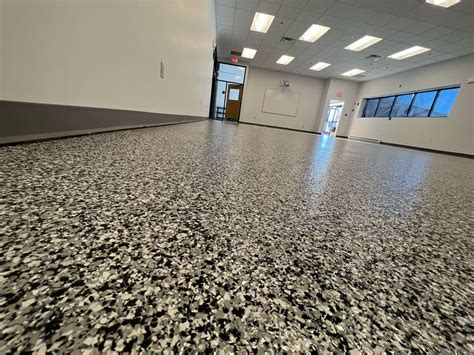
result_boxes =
[225,84,243,121]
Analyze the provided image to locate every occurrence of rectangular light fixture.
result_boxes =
[425,0,461,8]
[341,69,365,77]
[276,55,295,65]
[242,48,257,59]
[299,24,331,42]
[345,35,382,51]
[310,62,331,71]
[251,12,275,33]
[388,46,431,60]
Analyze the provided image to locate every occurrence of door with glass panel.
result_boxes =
[211,63,246,121]
[225,84,243,121]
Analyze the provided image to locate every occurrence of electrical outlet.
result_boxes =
[160,61,165,79]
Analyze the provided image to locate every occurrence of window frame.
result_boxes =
[360,85,460,119]
[362,98,381,117]
[374,96,396,117]
[407,90,438,118]
[429,87,461,117]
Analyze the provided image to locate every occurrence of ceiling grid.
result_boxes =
[215,0,474,80]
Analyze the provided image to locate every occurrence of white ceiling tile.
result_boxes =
[270,17,293,29]
[273,41,294,50]
[404,35,434,46]
[295,10,322,24]
[455,37,474,51]
[217,5,235,18]
[262,34,283,46]
[284,21,312,39]
[257,1,282,15]
[421,26,455,39]
[326,3,376,22]
[236,0,258,11]
[217,0,237,7]
[247,31,266,42]
[404,21,437,35]
[267,25,289,37]
[440,31,472,43]
[331,19,362,32]
[283,0,309,9]
[233,9,254,29]
[217,16,234,26]
[369,27,396,38]
[387,31,417,42]
[277,6,302,20]
[305,0,335,13]
[384,17,418,31]
[316,14,341,28]
[367,12,397,26]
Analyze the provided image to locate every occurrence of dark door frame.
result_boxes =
[209,60,247,122]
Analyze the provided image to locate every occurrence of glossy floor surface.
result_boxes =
[1,120,472,353]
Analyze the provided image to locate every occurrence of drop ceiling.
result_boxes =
[215,0,474,81]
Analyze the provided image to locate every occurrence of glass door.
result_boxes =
[323,101,344,136]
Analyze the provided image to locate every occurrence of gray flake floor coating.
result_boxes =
[0,120,472,353]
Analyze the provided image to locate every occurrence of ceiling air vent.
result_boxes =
[230,50,242,56]
[365,54,383,61]
[280,37,296,44]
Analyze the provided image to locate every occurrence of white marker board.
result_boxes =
[262,88,300,117]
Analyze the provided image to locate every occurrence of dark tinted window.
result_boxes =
[391,94,414,117]
[360,86,460,118]
[430,87,460,117]
[363,98,379,117]
[408,91,437,117]
[375,96,395,117]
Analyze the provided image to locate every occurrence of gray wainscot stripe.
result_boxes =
[0,100,206,144]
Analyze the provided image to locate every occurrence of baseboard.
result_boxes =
[336,135,348,139]
[380,141,473,159]
[349,136,381,144]
[346,133,472,158]
[240,121,320,135]
[0,100,206,145]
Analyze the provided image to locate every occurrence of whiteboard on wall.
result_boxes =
[262,88,300,117]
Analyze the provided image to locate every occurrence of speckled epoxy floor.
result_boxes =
[0,120,472,353]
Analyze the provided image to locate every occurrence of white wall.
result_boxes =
[348,54,474,155]
[317,78,360,137]
[0,0,216,117]
[239,66,327,132]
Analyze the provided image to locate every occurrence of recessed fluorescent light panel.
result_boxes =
[388,46,431,60]
[341,69,365,77]
[251,12,275,33]
[299,24,331,42]
[276,55,295,65]
[242,48,257,59]
[426,0,461,8]
[345,35,382,51]
[310,62,331,71]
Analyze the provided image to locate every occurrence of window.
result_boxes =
[408,91,437,117]
[229,89,240,100]
[363,98,380,117]
[360,85,460,118]
[430,87,460,117]
[390,94,414,117]
[217,63,245,84]
[375,96,395,117]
